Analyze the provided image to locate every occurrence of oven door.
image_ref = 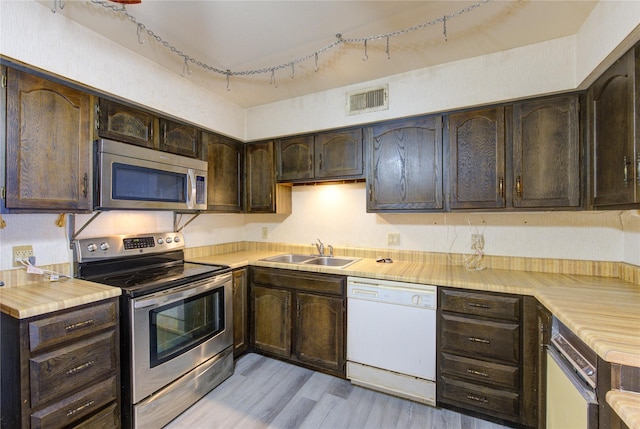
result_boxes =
[129,273,232,403]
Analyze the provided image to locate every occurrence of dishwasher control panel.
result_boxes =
[347,277,436,308]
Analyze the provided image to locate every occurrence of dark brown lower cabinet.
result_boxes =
[437,288,537,428]
[232,268,249,357]
[250,267,346,377]
[0,298,120,429]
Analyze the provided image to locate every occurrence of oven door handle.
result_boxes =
[133,276,226,310]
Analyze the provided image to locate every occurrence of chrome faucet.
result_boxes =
[314,238,324,256]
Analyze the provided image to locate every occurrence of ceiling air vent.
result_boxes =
[346,85,389,115]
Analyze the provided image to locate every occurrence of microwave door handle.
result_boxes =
[186,169,196,209]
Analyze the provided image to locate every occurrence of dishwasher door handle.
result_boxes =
[351,288,379,297]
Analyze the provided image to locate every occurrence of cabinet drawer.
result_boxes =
[440,352,519,390]
[440,289,520,321]
[30,376,117,429]
[252,268,345,296]
[71,401,118,429]
[30,330,117,407]
[439,376,519,420]
[29,301,117,352]
[440,313,519,363]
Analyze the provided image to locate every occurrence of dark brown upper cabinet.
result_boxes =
[448,107,506,210]
[245,140,291,214]
[97,98,157,149]
[589,45,639,208]
[276,128,363,183]
[366,115,443,212]
[202,132,244,212]
[4,68,92,212]
[512,94,580,209]
[159,118,201,158]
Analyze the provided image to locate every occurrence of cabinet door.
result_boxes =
[367,115,443,211]
[449,107,506,209]
[202,132,243,212]
[252,285,291,358]
[232,268,248,357]
[98,98,157,149]
[315,128,363,179]
[277,135,314,182]
[590,47,639,207]
[513,95,580,208]
[537,303,552,429]
[159,118,200,158]
[5,68,92,211]
[245,141,276,213]
[295,292,344,374]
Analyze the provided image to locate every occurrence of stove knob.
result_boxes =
[166,237,173,244]
[99,242,110,251]
[157,238,164,245]
[87,243,98,252]
[173,236,181,243]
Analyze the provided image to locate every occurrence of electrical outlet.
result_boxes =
[261,227,269,239]
[13,245,34,267]
[387,233,400,245]
[471,234,484,252]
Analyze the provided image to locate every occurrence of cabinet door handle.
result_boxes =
[66,360,95,375]
[515,175,522,197]
[468,336,490,344]
[309,154,313,171]
[499,177,504,198]
[623,156,629,186]
[319,153,323,170]
[466,395,488,404]
[468,302,491,309]
[65,319,94,331]
[66,400,95,417]
[467,369,489,377]
[82,173,88,198]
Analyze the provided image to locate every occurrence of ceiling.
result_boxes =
[48,0,598,108]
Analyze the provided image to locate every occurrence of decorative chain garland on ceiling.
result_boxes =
[82,0,492,90]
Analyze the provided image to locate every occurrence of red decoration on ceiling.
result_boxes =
[110,0,141,4]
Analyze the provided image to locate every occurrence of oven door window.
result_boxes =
[149,288,224,367]
[112,163,186,203]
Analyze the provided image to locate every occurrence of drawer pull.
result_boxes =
[65,319,94,331]
[468,337,490,344]
[466,369,489,377]
[466,394,489,404]
[66,360,95,375]
[468,303,491,309]
[66,400,95,417]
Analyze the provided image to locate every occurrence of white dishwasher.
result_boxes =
[346,277,437,406]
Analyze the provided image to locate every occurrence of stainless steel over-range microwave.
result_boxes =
[95,139,207,211]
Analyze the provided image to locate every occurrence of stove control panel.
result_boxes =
[75,232,185,262]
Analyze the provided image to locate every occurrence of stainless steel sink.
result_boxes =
[304,256,360,268]
[262,253,315,264]
[260,254,360,269]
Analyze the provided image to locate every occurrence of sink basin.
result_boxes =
[260,254,360,269]
[262,253,315,264]
[303,256,360,268]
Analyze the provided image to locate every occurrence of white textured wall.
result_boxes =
[245,36,577,140]
[0,1,245,139]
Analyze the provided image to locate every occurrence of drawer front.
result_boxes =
[439,376,520,420]
[440,313,519,363]
[439,352,519,390]
[30,376,117,429]
[440,289,520,321]
[30,330,117,407]
[71,401,118,429]
[252,267,345,296]
[29,300,117,352]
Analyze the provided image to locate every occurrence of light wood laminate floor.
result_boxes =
[165,353,509,429]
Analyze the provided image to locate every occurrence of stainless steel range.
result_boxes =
[75,232,233,429]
